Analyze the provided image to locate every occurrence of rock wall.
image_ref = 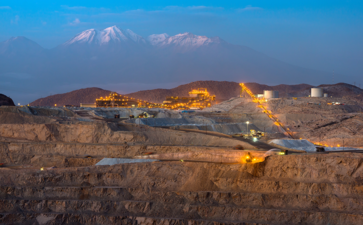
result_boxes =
[1,153,363,224]
[0,123,133,143]
[0,141,232,167]
[0,123,255,149]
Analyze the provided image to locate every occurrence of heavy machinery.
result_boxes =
[250,129,265,138]
[242,129,265,141]
[138,112,153,118]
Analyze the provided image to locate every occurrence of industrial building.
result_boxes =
[263,90,279,99]
[80,103,96,108]
[311,87,323,97]
[95,90,215,110]
[162,88,216,110]
[96,92,155,108]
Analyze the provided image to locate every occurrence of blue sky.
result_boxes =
[1,0,363,84]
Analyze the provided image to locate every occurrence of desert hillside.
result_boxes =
[29,81,363,106]
[30,88,111,107]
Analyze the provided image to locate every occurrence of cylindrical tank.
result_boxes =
[264,90,279,99]
[311,88,323,97]
[324,93,328,97]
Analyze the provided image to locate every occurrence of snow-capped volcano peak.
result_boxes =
[63,26,146,46]
[102,26,128,43]
[149,32,221,49]
[64,29,100,45]
[167,32,213,46]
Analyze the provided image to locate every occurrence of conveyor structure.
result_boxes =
[239,83,295,139]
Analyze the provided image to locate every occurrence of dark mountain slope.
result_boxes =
[0,94,15,106]
[30,88,111,107]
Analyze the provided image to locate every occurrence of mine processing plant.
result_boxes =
[96,92,160,108]
[162,88,216,110]
[95,89,216,110]
[240,83,348,148]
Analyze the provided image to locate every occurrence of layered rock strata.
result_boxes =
[1,153,363,224]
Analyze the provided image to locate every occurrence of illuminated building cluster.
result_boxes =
[95,89,215,110]
[162,88,216,110]
[96,92,161,108]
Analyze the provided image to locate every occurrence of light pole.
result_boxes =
[246,121,250,135]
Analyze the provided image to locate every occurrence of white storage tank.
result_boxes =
[264,90,279,99]
[324,93,328,97]
[311,88,323,97]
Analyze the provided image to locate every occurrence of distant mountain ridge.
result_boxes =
[29,81,363,107]
[63,26,146,46]
[1,25,340,104]
[61,26,220,49]
[0,36,45,56]
[0,26,224,54]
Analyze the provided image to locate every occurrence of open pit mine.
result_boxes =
[1,83,363,225]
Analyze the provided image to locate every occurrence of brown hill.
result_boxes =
[127,81,314,103]
[29,81,363,107]
[0,94,15,106]
[29,88,111,107]
[128,81,241,103]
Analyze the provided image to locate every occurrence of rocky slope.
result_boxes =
[0,106,256,168]
[30,87,110,107]
[1,100,363,224]
[1,153,363,224]
[220,93,363,147]
[0,94,15,106]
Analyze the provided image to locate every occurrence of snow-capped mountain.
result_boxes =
[147,33,170,45]
[147,32,222,50]
[152,32,221,48]
[61,26,222,50]
[63,26,146,46]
